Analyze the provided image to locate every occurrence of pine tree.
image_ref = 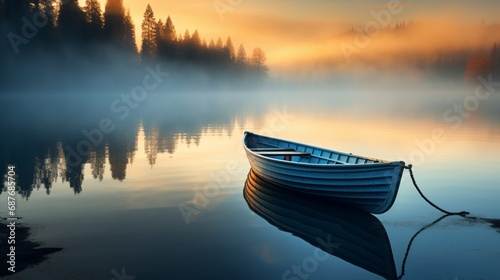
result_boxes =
[157,16,177,59]
[164,16,176,42]
[85,0,103,29]
[104,0,136,52]
[141,4,157,60]
[104,0,125,39]
[84,0,103,41]
[216,37,223,49]
[250,47,268,77]
[31,0,57,45]
[157,19,164,40]
[191,30,201,46]
[225,37,235,63]
[123,10,137,53]
[58,0,87,44]
[184,30,190,41]
[236,44,247,66]
[37,0,56,27]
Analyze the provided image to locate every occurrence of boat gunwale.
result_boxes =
[244,131,405,169]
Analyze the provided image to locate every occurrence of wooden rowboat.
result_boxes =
[243,131,406,214]
[244,170,398,280]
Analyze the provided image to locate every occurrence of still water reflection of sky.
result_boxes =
[1,91,499,280]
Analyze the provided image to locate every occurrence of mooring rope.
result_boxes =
[405,164,469,216]
[397,214,453,279]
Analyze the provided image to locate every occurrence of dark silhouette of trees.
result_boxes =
[90,145,106,181]
[123,10,137,53]
[136,5,265,82]
[156,18,164,50]
[1,0,31,22]
[84,0,104,42]
[191,30,201,45]
[36,0,57,43]
[492,43,500,76]
[160,17,176,52]
[1,0,54,53]
[208,39,215,49]
[184,29,201,61]
[37,0,56,25]
[65,162,84,194]
[225,37,235,63]
[57,0,87,44]
[104,0,124,40]
[0,1,268,91]
[465,55,492,81]
[141,4,157,60]
[236,44,247,66]
[250,47,268,78]
[157,15,176,60]
[215,37,223,49]
[465,43,500,81]
[103,0,135,53]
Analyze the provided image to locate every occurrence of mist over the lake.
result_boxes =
[1,1,500,280]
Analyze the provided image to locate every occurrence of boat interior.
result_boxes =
[246,134,382,165]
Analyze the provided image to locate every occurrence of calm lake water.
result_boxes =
[1,86,500,280]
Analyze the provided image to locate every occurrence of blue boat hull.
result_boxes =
[243,131,405,214]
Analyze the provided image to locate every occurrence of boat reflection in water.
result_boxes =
[244,169,398,280]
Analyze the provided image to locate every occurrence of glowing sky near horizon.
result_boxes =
[84,0,500,73]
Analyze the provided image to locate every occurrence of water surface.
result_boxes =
[1,90,499,280]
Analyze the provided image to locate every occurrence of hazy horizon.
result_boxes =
[68,0,500,78]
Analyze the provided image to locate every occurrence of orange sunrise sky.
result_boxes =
[81,0,500,73]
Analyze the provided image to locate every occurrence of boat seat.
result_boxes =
[255,151,311,161]
[250,148,296,152]
[255,151,311,156]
